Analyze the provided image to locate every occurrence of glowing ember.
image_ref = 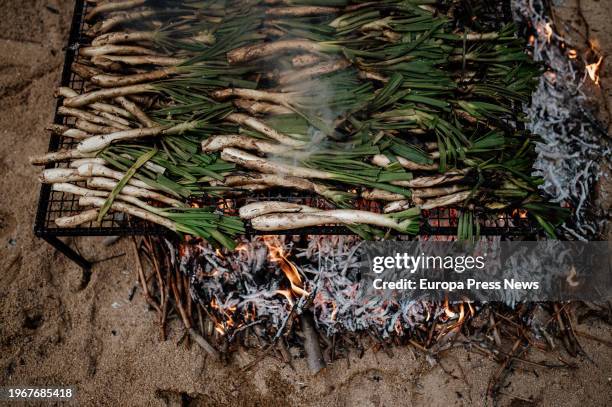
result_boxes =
[586,56,603,86]
[512,209,529,219]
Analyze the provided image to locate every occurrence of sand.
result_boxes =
[0,1,611,406]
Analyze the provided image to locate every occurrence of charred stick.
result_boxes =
[300,311,326,374]
[131,237,162,314]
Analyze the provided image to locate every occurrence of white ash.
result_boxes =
[513,0,610,239]
[174,236,447,339]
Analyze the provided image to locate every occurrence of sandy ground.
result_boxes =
[1,1,611,406]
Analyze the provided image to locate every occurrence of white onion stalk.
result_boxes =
[91,31,159,46]
[88,10,159,35]
[227,39,334,64]
[77,163,154,190]
[420,191,472,210]
[58,106,130,130]
[69,158,106,168]
[384,190,473,213]
[85,0,146,21]
[77,121,196,153]
[39,168,86,183]
[221,148,333,180]
[213,88,292,106]
[93,55,185,67]
[29,149,94,165]
[79,45,159,57]
[361,189,406,201]
[372,154,438,171]
[226,113,305,147]
[117,154,165,174]
[412,185,468,199]
[64,84,156,107]
[239,201,321,220]
[79,196,177,230]
[75,119,122,134]
[233,99,293,116]
[56,87,132,119]
[277,59,351,85]
[91,67,178,88]
[250,208,420,233]
[77,127,162,152]
[97,111,131,127]
[265,6,340,17]
[383,200,411,214]
[115,96,155,127]
[223,173,351,205]
[292,54,322,68]
[55,209,100,228]
[52,183,107,197]
[202,135,306,158]
[392,173,466,188]
[46,124,91,139]
[87,177,183,207]
[55,183,159,213]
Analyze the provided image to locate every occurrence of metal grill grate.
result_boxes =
[33,0,542,240]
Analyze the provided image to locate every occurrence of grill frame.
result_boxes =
[33,0,542,242]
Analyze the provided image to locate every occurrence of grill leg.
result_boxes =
[43,236,93,287]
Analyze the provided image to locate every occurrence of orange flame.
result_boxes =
[586,56,603,86]
[275,289,295,306]
[443,296,456,319]
[264,236,310,298]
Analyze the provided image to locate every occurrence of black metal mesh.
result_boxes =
[34,0,541,239]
